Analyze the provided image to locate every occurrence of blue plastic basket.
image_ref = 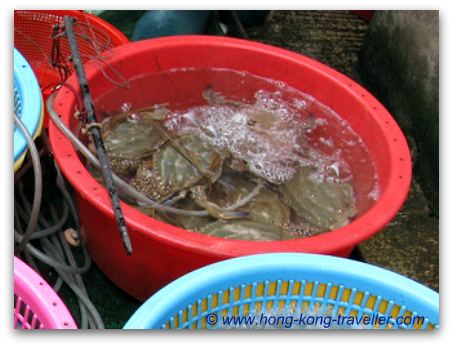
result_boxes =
[124,253,439,330]
[14,48,43,172]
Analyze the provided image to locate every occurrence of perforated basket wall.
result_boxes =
[14,257,77,329]
[124,253,439,330]
[14,48,43,172]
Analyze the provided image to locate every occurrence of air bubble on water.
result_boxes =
[292,98,307,110]
[127,112,140,123]
[121,102,132,113]
[164,90,312,183]
[318,137,334,148]
[367,182,380,201]
[161,78,374,189]
[315,118,328,126]
[231,112,247,125]
[274,80,286,89]
[169,67,194,73]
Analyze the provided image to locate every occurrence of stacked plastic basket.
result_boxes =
[14,257,76,329]
[13,11,130,329]
[13,48,43,172]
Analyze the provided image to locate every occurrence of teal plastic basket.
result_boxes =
[14,48,43,171]
[124,253,439,330]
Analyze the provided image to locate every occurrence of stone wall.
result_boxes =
[358,10,439,215]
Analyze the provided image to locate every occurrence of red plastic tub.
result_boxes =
[48,36,411,300]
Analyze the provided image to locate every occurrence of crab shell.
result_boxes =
[198,220,284,241]
[100,108,168,175]
[130,134,225,202]
[199,168,327,239]
[282,166,357,231]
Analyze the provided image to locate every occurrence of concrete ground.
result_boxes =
[57,10,439,328]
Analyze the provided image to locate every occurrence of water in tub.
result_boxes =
[88,68,379,240]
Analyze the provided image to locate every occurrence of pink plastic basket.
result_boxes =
[14,257,77,329]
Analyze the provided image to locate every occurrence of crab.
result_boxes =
[187,164,326,240]
[282,166,357,231]
[93,106,169,176]
[188,170,280,240]
[158,197,216,231]
[130,133,223,199]
[190,184,250,220]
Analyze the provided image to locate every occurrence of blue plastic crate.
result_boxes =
[124,253,439,330]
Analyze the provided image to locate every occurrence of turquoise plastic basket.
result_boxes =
[124,253,439,330]
[14,48,43,171]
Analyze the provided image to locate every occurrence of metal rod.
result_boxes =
[63,16,132,255]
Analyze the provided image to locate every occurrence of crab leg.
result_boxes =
[147,117,219,182]
[190,185,248,220]
[190,179,264,219]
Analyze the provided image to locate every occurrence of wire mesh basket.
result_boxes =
[14,48,43,172]
[14,10,129,99]
[124,253,439,330]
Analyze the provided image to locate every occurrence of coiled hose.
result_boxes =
[14,114,104,329]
